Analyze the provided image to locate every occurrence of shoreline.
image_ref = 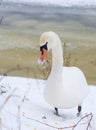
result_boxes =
[0,45,96,85]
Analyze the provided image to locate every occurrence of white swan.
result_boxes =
[38,31,89,115]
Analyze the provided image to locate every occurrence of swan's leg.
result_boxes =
[54,107,59,116]
[77,105,82,116]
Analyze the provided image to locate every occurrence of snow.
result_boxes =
[3,0,96,7]
[0,75,96,130]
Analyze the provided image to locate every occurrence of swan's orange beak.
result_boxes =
[38,42,48,64]
[40,48,47,62]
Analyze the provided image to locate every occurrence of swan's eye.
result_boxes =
[40,42,48,54]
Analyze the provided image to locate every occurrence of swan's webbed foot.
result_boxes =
[54,107,59,116]
[77,105,82,117]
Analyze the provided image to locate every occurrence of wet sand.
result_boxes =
[0,2,96,84]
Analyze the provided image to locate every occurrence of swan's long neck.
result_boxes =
[51,37,63,74]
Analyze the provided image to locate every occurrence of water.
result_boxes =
[0,2,96,84]
[0,3,96,48]
[2,0,96,7]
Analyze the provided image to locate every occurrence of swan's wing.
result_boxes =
[62,67,89,107]
[62,66,88,88]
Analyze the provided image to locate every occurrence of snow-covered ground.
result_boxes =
[0,76,96,130]
[3,0,96,7]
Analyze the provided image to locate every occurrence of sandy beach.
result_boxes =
[0,2,96,84]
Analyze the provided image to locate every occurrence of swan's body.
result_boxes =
[39,31,89,109]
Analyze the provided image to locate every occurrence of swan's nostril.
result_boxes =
[41,50,43,55]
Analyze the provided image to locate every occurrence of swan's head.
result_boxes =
[38,31,59,64]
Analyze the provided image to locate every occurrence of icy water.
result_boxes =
[0,2,96,84]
